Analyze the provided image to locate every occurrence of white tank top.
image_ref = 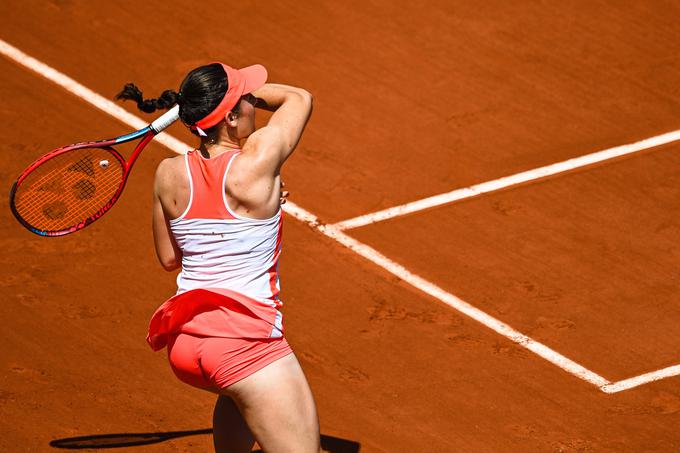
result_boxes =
[170,149,283,309]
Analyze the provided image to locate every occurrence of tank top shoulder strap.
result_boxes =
[183,149,240,220]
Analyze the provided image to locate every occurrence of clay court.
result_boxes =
[2,1,680,451]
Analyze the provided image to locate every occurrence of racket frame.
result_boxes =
[9,106,179,236]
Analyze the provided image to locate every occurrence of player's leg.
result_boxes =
[212,395,256,453]
[222,353,321,453]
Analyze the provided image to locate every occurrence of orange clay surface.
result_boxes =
[1,1,680,452]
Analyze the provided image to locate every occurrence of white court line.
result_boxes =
[3,37,678,394]
[317,223,609,388]
[602,364,680,394]
[0,39,188,155]
[332,131,680,230]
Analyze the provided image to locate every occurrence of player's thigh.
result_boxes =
[223,353,320,453]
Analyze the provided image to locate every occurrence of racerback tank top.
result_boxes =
[146,149,284,351]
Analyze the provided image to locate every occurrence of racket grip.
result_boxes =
[150,105,180,134]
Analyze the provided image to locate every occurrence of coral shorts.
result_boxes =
[167,332,293,391]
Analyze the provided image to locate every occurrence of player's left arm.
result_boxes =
[152,160,182,271]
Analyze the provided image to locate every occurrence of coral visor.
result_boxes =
[191,62,268,132]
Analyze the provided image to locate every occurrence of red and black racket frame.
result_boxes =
[9,106,180,237]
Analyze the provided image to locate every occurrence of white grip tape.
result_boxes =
[150,104,180,133]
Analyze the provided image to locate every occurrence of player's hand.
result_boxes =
[280,180,289,205]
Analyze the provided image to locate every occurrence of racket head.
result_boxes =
[10,143,127,236]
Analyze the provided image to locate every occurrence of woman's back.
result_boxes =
[167,149,283,305]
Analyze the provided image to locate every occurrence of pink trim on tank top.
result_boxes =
[267,214,284,300]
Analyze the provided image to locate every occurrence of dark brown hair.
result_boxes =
[115,63,240,136]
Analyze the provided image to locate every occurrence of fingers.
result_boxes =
[280,190,289,205]
[280,180,289,205]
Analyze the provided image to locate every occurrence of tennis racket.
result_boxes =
[9,105,180,237]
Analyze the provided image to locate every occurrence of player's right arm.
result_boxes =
[249,83,314,173]
[228,84,313,217]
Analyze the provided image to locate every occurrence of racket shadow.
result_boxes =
[49,430,361,452]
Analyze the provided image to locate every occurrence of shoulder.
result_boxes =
[238,127,284,165]
[243,127,284,152]
[156,153,186,173]
[227,132,280,185]
[154,154,187,193]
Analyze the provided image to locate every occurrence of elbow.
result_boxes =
[290,87,313,107]
[160,260,181,272]
[299,88,312,102]
[297,89,313,117]
[300,89,313,107]
[158,255,181,271]
[154,243,182,271]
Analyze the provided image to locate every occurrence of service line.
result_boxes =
[602,364,680,394]
[332,131,680,230]
[3,37,678,394]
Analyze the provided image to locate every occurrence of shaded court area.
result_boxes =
[1,0,680,452]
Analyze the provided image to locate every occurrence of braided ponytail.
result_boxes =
[116,63,231,137]
[115,83,180,113]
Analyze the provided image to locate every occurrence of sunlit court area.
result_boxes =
[1,1,680,451]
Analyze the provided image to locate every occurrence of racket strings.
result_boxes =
[14,148,124,232]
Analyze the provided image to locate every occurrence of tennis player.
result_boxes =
[117,62,319,453]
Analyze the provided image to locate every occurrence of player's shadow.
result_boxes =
[49,429,360,452]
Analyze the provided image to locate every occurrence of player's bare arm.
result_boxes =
[228,84,312,218]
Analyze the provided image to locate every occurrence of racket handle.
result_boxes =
[150,105,180,134]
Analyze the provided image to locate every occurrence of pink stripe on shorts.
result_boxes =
[167,332,293,391]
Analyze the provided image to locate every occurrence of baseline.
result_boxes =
[3,37,678,394]
[0,39,187,155]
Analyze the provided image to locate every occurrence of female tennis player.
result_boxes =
[117,62,319,453]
